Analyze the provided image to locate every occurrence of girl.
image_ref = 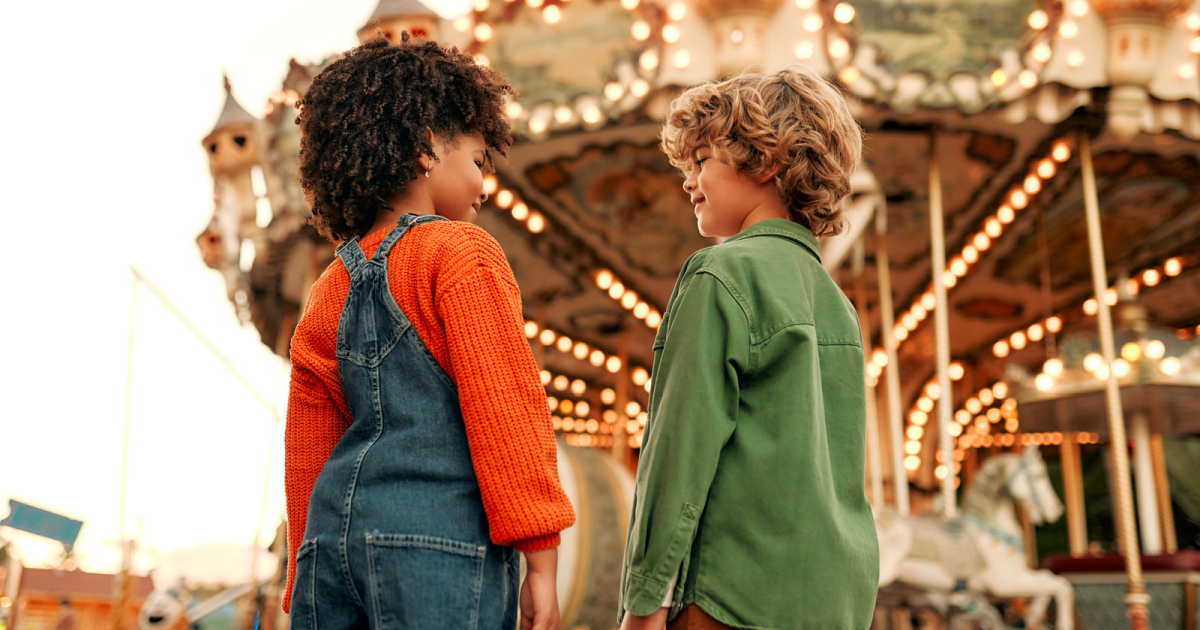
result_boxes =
[283,35,574,630]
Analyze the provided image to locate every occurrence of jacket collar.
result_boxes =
[724,219,822,263]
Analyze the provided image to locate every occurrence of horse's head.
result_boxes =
[1005,447,1064,525]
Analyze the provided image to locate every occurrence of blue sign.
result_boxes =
[0,500,83,548]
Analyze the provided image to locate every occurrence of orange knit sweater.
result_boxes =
[282,220,575,613]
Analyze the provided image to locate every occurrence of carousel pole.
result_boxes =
[928,129,956,516]
[875,194,908,515]
[1078,131,1149,628]
[852,238,885,508]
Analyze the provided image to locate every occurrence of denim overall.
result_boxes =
[289,214,519,630]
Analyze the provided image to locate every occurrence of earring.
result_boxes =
[424,169,430,178]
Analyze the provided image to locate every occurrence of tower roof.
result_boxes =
[208,75,257,136]
[363,0,437,25]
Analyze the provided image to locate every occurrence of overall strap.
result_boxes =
[373,213,450,262]
[335,236,368,279]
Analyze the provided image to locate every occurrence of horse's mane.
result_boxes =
[961,453,1015,521]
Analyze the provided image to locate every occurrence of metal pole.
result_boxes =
[853,239,885,508]
[928,130,956,516]
[1078,131,1149,628]
[111,274,138,630]
[875,195,909,515]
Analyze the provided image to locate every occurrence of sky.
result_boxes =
[0,0,471,587]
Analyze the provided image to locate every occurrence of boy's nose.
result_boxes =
[479,190,489,203]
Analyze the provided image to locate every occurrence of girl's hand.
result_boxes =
[620,608,669,630]
[520,547,560,630]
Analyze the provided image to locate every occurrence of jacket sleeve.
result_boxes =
[619,270,750,618]
[437,232,576,551]
[282,361,348,613]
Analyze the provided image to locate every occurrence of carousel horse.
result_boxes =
[876,447,1075,630]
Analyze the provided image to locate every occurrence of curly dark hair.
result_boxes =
[297,34,515,242]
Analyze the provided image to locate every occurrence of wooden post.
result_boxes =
[1079,131,1149,628]
[1149,435,1177,552]
[875,192,908,515]
[928,129,956,516]
[853,238,885,508]
[1130,414,1162,554]
[1060,433,1088,557]
[1149,386,1178,552]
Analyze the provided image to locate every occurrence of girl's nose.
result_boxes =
[479,190,489,203]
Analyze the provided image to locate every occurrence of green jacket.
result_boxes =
[619,219,879,629]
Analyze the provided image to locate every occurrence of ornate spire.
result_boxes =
[209,74,257,136]
[364,0,436,25]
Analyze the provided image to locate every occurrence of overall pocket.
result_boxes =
[290,539,318,630]
[365,533,487,630]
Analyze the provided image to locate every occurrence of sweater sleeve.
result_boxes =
[282,358,349,613]
[436,229,576,551]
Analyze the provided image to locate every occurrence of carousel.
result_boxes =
[177,0,1200,628]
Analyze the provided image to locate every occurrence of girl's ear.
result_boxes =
[415,128,440,172]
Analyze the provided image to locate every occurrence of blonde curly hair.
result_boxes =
[661,66,862,238]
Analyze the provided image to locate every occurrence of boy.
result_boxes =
[284,36,574,630]
[619,67,879,630]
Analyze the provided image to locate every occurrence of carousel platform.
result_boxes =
[1043,551,1200,630]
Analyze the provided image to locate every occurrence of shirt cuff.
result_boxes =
[661,568,679,607]
[512,532,561,552]
[622,570,674,616]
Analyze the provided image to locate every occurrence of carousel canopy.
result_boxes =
[202,0,1200,474]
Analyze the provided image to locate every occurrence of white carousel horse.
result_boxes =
[876,447,1075,630]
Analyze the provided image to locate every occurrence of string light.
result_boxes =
[662,24,681,43]
[631,21,650,40]
[668,1,687,20]
[834,3,855,23]
[1033,44,1052,63]
[1028,10,1049,29]
[795,40,814,60]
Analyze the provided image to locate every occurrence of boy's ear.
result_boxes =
[756,163,781,184]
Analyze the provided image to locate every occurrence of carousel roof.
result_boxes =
[203,0,1200,479]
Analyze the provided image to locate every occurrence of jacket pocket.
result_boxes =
[365,533,487,630]
[290,539,318,630]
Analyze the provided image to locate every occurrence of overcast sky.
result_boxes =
[0,0,470,586]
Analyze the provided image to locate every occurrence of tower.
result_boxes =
[198,76,263,309]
